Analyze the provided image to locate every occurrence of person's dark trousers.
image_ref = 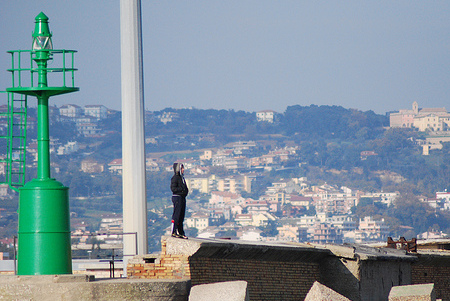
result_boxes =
[172,195,186,236]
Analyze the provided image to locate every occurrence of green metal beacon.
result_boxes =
[5,12,79,275]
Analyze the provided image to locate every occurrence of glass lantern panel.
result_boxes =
[32,36,53,50]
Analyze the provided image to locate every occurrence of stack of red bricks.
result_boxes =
[127,239,191,279]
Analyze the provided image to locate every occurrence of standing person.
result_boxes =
[170,162,189,239]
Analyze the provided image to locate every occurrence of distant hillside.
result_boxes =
[147,105,389,141]
[282,105,388,139]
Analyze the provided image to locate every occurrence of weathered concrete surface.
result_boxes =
[304,281,351,301]
[188,281,249,301]
[319,255,360,300]
[0,275,191,301]
[318,244,415,301]
[389,283,436,301]
[173,236,331,262]
[165,235,202,256]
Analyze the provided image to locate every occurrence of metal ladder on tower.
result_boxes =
[0,92,27,191]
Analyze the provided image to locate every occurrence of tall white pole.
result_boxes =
[120,0,148,274]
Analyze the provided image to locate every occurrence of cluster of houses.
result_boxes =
[72,141,450,247]
[69,175,450,249]
[64,138,400,246]
[183,180,395,244]
[181,165,450,243]
[79,140,297,178]
[70,137,450,245]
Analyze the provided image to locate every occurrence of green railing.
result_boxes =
[7,49,77,90]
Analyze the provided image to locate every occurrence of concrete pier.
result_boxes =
[0,275,190,301]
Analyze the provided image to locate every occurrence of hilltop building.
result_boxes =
[256,110,275,123]
[158,112,179,124]
[389,101,450,131]
[60,104,83,118]
[108,159,123,175]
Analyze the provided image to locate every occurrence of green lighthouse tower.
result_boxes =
[6,12,79,275]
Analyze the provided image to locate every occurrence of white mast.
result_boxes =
[120,0,148,272]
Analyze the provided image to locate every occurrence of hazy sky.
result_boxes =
[1,1,449,114]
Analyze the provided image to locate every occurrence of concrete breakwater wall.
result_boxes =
[128,236,437,301]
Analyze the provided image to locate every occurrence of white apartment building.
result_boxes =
[246,201,270,215]
[325,215,357,233]
[436,191,450,210]
[97,214,123,245]
[76,123,100,136]
[229,141,257,154]
[276,224,300,242]
[256,110,275,123]
[359,191,400,206]
[159,112,179,124]
[258,212,275,227]
[234,214,253,227]
[57,141,79,155]
[288,195,312,208]
[0,184,9,197]
[296,213,356,235]
[209,191,244,207]
[312,223,343,244]
[216,175,252,194]
[223,157,250,171]
[200,150,213,160]
[108,159,123,175]
[356,216,389,243]
[239,228,263,241]
[84,105,108,120]
[0,162,5,176]
[414,114,450,132]
[60,104,83,118]
[186,175,214,194]
[303,185,358,214]
[81,158,104,173]
[186,213,209,231]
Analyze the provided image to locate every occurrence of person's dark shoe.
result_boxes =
[178,235,188,239]
[171,233,180,238]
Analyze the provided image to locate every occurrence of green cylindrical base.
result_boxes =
[17,178,72,275]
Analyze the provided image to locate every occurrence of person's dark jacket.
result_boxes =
[171,163,189,197]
